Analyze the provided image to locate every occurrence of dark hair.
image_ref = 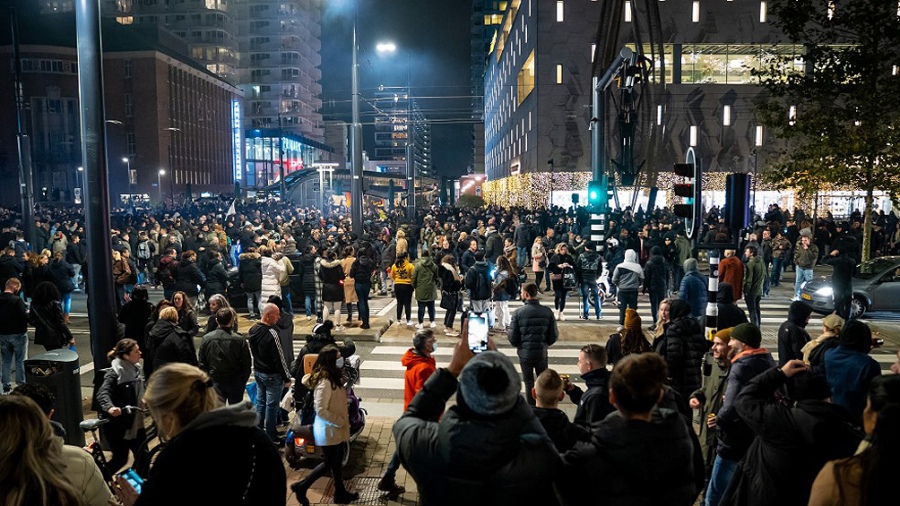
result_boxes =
[840,320,873,353]
[833,375,900,505]
[620,327,651,357]
[522,282,538,298]
[394,251,409,267]
[31,282,61,306]
[475,250,485,261]
[131,286,149,302]
[441,254,457,266]
[745,245,758,257]
[342,246,355,258]
[609,353,668,414]
[214,308,235,329]
[310,344,343,390]
[581,344,608,368]
[10,383,56,415]
[107,338,139,362]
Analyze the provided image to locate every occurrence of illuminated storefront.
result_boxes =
[242,129,334,187]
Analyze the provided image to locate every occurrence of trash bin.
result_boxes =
[24,349,85,446]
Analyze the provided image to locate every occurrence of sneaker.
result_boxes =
[429,321,437,329]
[445,330,459,337]
[415,323,424,330]
[306,315,311,321]
[559,311,566,321]
[377,477,405,496]
[361,324,371,329]
[596,315,603,320]
[406,320,414,327]
[579,315,588,320]
[554,310,561,321]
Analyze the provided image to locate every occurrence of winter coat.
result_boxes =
[805,333,840,376]
[793,242,819,269]
[341,257,358,302]
[412,256,439,302]
[690,353,730,468]
[824,345,881,426]
[401,349,436,411]
[297,252,317,294]
[134,402,285,506]
[149,319,197,371]
[394,369,561,506]
[656,300,707,401]
[303,374,350,446]
[156,255,179,289]
[438,262,462,292]
[381,240,397,270]
[718,255,745,301]
[203,260,228,296]
[716,283,749,330]
[508,299,558,360]
[318,258,345,302]
[198,328,252,384]
[548,253,576,291]
[611,249,643,292]
[716,348,776,460]
[238,252,263,292]
[484,232,503,262]
[117,300,155,347]
[559,404,703,506]
[642,253,668,294]
[173,260,205,296]
[777,302,813,366]
[464,261,492,300]
[260,256,285,302]
[0,254,23,286]
[113,258,133,286]
[532,407,590,453]
[679,270,708,319]
[389,258,414,286]
[48,259,76,295]
[743,256,766,298]
[96,358,145,443]
[531,243,547,273]
[29,300,71,350]
[722,367,862,506]
[248,323,292,382]
[565,367,614,428]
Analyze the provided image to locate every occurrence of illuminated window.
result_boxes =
[689,126,698,146]
[625,2,632,22]
[556,64,563,84]
[657,105,663,125]
[723,105,731,126]
[591,43,596,62]
[556,1,564,22]
[789,105,797,125]
[517,50,535,104]
[755,125,764,146]
[760,2,767,22]
[692,1,700,22]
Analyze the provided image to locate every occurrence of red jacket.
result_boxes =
[402,349,436,411]
[718,255,745,302]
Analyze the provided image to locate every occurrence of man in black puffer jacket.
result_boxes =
[508,282,558,406]
[716,282,749,330]
[563,343,614,427]
[655,299,707,402]
[238,247,263,319]
[642,246,669,329]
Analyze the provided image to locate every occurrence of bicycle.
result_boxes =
[80,405,155,493]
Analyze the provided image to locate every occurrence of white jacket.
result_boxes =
[260,256,285,302]
[304,373,350,446]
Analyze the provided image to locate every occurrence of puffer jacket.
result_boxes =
[508,299,558,360]
[611,249,643,292]
[318,258,345,302]
[198,329,252,383]
[303,374,350,446]
[174,259,205,296]
[203,260,228,296]
[401,349,436,411]
[238,252,262,292]
[678,269,708,319]
[148,319,197,371]
[394,369,561,506]
[642,252,668,294]
[716,347,776,460]
[260,256,285,302]
[777,301,813,366]
[716,282,748,330]
[298,252,317,294]
[412,256,439,302]
[349,255,376,283]
[656,299,707,400]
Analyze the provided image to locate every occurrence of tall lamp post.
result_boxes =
[377,42,415,219]
[349,6,364,238]
[157,169,165,203]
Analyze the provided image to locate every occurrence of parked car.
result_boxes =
[800,256,900,318]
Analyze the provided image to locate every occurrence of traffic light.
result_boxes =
[588,178,608,212]
[672,161,701,239]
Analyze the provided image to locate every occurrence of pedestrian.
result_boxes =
[260,245,286,307]
[532,369,590,453]
[172,290,200,338]
[562,343,615,427]
[65,234,86,290]
[437,254,463,337]
[704,323,775,506]
[0,278,28,394]
[112,249,133,309]
[655,298,706,402]
[48,251,76,318]
[340,246,357,326]
[642,245,668,326]
[679,258,708,321]
[248,303,292,443]
[508,282,558,406]
[777,300,813,366]
[201,250,229,303]
[412,249,439,330]
[715,282,748,330]
[531,236,548,293]
[390,251,415,327]
[204,293,233,333]
[611,249,643,326]
[393,336,560,506]
[491,255,515,331]
[348,244,376,330]
[724,360,862,505]
[290,345,360,505]
[802,313,844,375]
[769,230,791,287]
[809,375,900,505]
[156,248,179,300]
[575,241,603,320]
[605,307,651,366]
[117,286,155,349]
[29,281,74,352]
[319,249,345,329]
[198,308,251,405]
[298,244,318,320]
[822,246,856,319]
[464,250,494,328]
[558,353,705,505]
[113,363,286,505]
[689,328,732,476]
[743,245,765,327]
[238,246,263,320]
[792,235,819,300]
[96,338,147,473]
[718,249,744,302]
[148,307,197,370]
[824,320,882,426]
[377,328,437,496]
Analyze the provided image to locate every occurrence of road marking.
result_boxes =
[376,300,397,317]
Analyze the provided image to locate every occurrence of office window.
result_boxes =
[755,125,764,146]
[556,1,564,22]
[125,93,133,117]
[625,2,632,22]
[689,126,698,146]
[657,105,663,125]
[126,133,136,155]
[692,1,700,22]
[789,105,797,125]
[123,58,132,78]
[591,43,596,62]
[723,105,732,126]
[760,1,767,22]
[556,64,563,84]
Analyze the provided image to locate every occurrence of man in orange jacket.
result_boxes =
[378,328,437,496]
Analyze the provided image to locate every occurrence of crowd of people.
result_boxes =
[0,199,898,505]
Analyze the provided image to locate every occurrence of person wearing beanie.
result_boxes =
[563,343,616,428]
[558,353,705,505]
[823,320,881,426]
[724,360,862,506]
[777,301,814,366]
[715,282,749,330]
[705,323,775,506]
[678,258,708,320]
[802,313,845,375]
[690,327,732,473]
[393,332,559,506]
[605,308,651,367]
[642,245,668,329]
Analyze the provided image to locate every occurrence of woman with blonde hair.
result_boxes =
[396,229,409,257]
[531,236,548,294]
[148,306,196,372]
[115,363,285,505]
[0,395,111,506]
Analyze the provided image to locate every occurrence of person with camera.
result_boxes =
[508,282,558,407]
[97,338,147,474]
[547,243,576,321]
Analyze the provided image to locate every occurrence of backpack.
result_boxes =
[137,241,151,260]
[578,252,601,273]
[504,273,519,296]
[473,267,491,298]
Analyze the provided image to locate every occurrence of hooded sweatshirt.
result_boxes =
[612,249,644,292]
[402,348,436,410]
[777,301,813,366]
[679,258,707,318]
[716,282,749,330]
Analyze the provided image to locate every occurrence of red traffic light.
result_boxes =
[674,183,694,198]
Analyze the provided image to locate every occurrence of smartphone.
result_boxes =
[119,468,143,494]
[467,312,489,353]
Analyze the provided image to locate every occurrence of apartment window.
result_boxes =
[123,58,132,78]
[125,93,133,117]
[657,105,663,125]
[591,43,596,62]
[689,126,698,146]
[789,105,797,125]
[755,125,764,146]
[556,64,563,84]
[625,2,632,22]
[692,1,700,22]
[723,105,731,126]
[556,1,564,22]
[126,133,136,155]
[760,1,767,22]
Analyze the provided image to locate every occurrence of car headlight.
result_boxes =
[814,287,833,297]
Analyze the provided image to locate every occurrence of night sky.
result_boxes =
[319,0,473,177]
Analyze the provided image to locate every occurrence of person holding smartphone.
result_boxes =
[96,338,147,474]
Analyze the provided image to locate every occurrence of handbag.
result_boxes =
[550,272,562,281]
[440,290,457,311]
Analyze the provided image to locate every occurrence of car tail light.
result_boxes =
[294,437,305,447]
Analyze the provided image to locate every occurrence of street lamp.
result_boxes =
[76,166,84,203]
[349,4,364,238]
[158,169,165,203]
[376,41,414,219]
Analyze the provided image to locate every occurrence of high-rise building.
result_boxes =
[471,0,505,174]
[372,87,431,177]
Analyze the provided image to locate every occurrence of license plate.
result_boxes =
[305,445,316,454]
[801,293,812,300]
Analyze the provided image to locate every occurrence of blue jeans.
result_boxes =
[0,333,28,392]
[516,246,528,269]
[794,267,814,299]
[617,290,638,326]
[355,281,371,326]
[246,291,262,317]
[304,294,316,317]
[383,449,401,482]
[61,292,72,314]
[580,281,601,318]
[280,286,294,315]
[254,372,284,441]
[771,256,785,286]
[705,455,739,506]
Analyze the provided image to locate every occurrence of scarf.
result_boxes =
[731,346,770,364]
[111,358,146,439]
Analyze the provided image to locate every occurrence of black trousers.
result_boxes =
[395,284,414,322]
[418,301,436,323]
[107,427,147,474]
[519,356,548,406]
[293,443,348,495]
[214,377,247,405]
